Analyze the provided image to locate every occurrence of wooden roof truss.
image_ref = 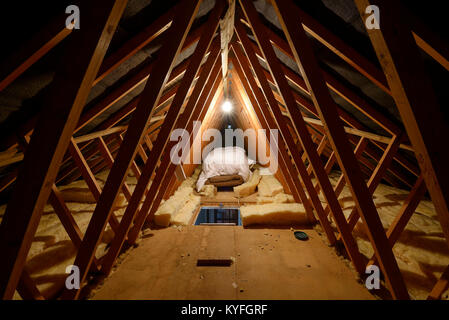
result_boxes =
[0,0,448,300]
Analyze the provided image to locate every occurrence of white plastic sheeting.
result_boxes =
[196,147,251,191]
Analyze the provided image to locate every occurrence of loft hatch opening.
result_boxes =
[194,206,242,226]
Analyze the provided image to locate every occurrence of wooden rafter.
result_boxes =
[101,31,224,275]
[0,22,204,152]
[270,0,408,299]
[16,270,44,300]
[229,66,300,202]
[238,2,373,274]
[0,27,205,197]
[354,0,449,253]
[149,74,226,215]
[0,14,73,92]
[229,46,316,223]
[60,0,204,300]
[0,0,127,300]
[345,134,404,232]
[128,53,223,245]
[243,28,418,180]
[235,20,340,246]
[113,3,224,253]
[243,36,416,188]
[0,0,448,301]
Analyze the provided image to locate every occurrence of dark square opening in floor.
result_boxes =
[194,206,241,226]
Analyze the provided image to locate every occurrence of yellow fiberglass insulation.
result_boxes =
[240,203,308,226]
[171,194,201,226]
[0,169,132,300]
[154,167,202,227]
[319,171,449,300]
[257,174,284,197]
[198,184,217,197]
[256,192,295,204]
[233,169,261,197]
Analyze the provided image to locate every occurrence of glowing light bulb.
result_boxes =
[222,100,233,113]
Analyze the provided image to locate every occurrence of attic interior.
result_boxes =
[0,0,448,301]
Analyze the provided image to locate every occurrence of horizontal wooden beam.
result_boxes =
[299,116,413,151]
[73,126,127,143]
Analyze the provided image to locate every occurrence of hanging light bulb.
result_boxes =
[222,100,233,113]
